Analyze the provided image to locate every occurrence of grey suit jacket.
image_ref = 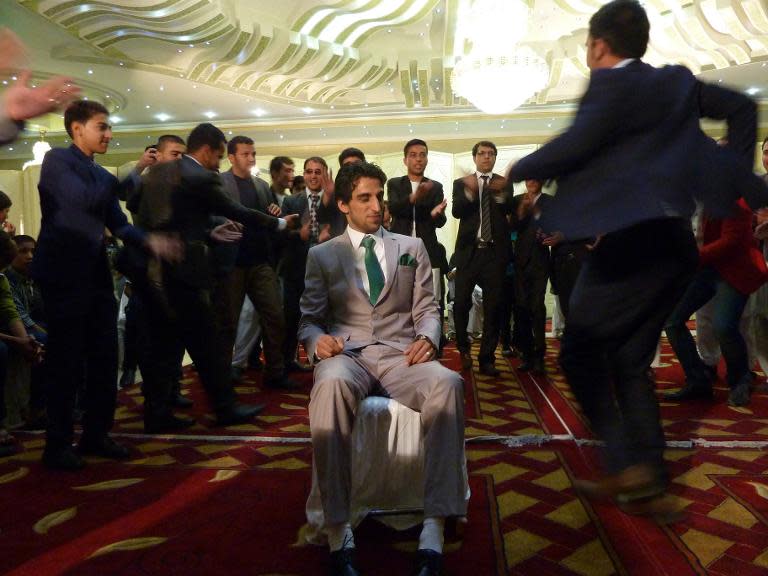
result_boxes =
[298,229,441,361]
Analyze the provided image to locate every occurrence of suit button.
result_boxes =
[372,313,379,320]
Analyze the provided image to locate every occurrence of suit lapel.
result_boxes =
[338,234,366,295]
[376,231,400,305]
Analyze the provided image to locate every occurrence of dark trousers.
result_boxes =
[122,296,139,372]
[40,285,118,451]
[498,274,524,350]
[282,276,305,364]
[0,340,8,427]
[551,242,590,319]
[213,264,285,380]
[138,276,236,418]
[29,328,48,413]
[560,219,697,478]
[453,248,504,365]
[514,265,549,361]
[664,266,750,388]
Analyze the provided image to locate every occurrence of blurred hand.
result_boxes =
[210,220,243,243]
[318,224,331,243]
[267,203,281,217]
[146,233,183,263]
[321,168,335,201]
[541,231,564,247]
[2,221,16,235]
[299,220,311,242]
[487,176,507,193]
[462,175,479,199]
[284,213,300,230]
[757,207,768,226]
[17,335,43,364]
[405,337,435,366]
[315,335,344,360]
[431,199,448,219]
[135,147,157,172]
[412,179,433,203]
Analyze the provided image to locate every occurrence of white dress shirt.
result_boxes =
[347,226,387,297]
[475,171,493,239]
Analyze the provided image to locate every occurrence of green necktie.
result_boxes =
[361,235,385,305]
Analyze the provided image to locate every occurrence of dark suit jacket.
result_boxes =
[511,60,768,240]
[451,173,513,270]
[510,193,552,273]
[387,175,447,268]
[279,192,311,281]
[33,145,146,289]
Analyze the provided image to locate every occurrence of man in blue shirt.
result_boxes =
[34,99,179,470]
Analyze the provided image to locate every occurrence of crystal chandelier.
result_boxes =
[451,0,550,115]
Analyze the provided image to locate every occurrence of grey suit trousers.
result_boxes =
[309,343,467,525]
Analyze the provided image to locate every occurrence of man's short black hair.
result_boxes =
[404,139,428,156]
[304,156,328,170]
[64,100,109,138]
[157,134,185,150]
[472,140,497,157]
[589,0,650,59]
[334,162,387,204]
[270,156,294,175]
[187,123,226,154]
[13,234,35,246]
[0,190,12,211]
[227,135,254,156]
[0,231,17,268]
[338,147,366,166]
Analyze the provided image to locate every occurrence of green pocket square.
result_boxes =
[399,253,418,267]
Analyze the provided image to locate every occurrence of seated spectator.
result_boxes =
[0,232,44,455]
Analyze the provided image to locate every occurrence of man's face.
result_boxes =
[201,143,225,172]
[304,161,325,192]
[74,113,112,156]
[404,144,428,177]
[12,240,33,275]
[229,143,256,176]
[0,207,9,223]
[341,155,364,167]
[473,145,496,173]
[525,179,542,194]
[157,142,186,163]
[762,142,768,173]
[272,162,295,189]
[339,176,383,234]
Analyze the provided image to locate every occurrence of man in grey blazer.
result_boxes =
[299,162,465,576]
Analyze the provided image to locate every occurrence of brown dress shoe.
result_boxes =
[574,464,663,502]
[617,494,684,524]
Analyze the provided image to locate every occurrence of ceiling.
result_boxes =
[1,0,767,162]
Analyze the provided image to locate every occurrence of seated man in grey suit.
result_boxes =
[299,162,466,576]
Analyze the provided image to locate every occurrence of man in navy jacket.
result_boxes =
[509,0,768,519]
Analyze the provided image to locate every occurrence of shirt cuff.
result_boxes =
[277,218,287,231]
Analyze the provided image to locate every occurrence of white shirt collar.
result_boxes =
[613,58,636,69]
[306,187,322,199]
[347,226,383,248]
[475,171,493,179]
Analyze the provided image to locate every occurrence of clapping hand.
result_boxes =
[145,232,184,263]
[210,220,243,243]
[431,199,448,219]
[315,335,345,360]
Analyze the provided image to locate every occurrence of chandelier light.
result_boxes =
[452,0,550,115]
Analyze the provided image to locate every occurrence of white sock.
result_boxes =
[418,516,445,553]
[326,522,355,552]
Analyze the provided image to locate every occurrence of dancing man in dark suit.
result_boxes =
[452,141,513,376]
[509,0,768,520]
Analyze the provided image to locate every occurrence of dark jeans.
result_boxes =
[453,248,504,365]
[664,266,750,388]
[514,265,549,361]
[561,219,698,478]
[498,273,524,351]
[40,284,119,451]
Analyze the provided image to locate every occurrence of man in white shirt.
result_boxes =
[299,162,466,576]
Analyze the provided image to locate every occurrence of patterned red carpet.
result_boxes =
[2,339,768,575]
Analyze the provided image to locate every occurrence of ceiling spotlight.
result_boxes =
[746,87,760,95]
[111,116,123,123]
[302,107,313,114]
[145,104,151,109]
[155,113,171,122]
[87,69,93,75]
[252,108,266,117]
[203,111,217,119]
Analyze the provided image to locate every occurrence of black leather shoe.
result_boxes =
[78,435,130,460]
[144,413,196,434]
[412,549,443,576]
[43,446,85,470]
[728,382,751,407]
[173,392,194,408]
[215,402,264,426]
[286,360,313,373]
[479,363,500,377]
[459,352,472,371]
[265,375,301,391]
[118,368,136,389]
[664,381,713,401]
[329,548,360,576]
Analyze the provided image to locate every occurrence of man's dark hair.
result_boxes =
[0,190,11,211]
[338,147,366,166]
[304,156,328,170]
[291,175,305,191]
[762,135,768,150]
[227,135,254,156]
[145,144,156,152]
[64,100,109,138]
[157,134,185,150]
[404,139,428,156]
[187,123,226,154]
[13,234,35,247]
[334,162,387,204]
[589,0,650,59]
[472,140,497,157]
[0,231,16,268]
[270,156,294,175]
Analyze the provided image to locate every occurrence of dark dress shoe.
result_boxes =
[412,549,443,576]
[329,548,360,576]
[500,347,519,358]
[664,381,713,401]
[728,382,751,407]
[459,352,472,371]
[215,402,264,426]
[265,375,301,391]
[43,446,85,470]
[519,358,544,373]
[231,365,245,382]
[144,413,196,434]
[479,363,500,377]
[286,360,313,373]
[173,392,194,408]
[118,368,136,389]
[78,436,130,460]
